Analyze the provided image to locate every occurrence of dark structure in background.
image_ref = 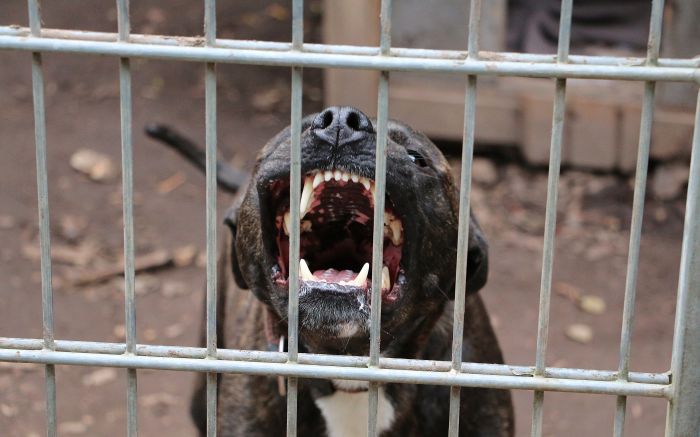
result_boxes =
[508,0,652,53]
[324,0,699,172]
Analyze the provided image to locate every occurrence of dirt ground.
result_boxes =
[0,1,690,436]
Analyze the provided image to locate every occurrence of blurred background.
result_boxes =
[0,0,698,436]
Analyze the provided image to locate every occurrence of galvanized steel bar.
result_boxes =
[286,1,304,435]
[665,90,700,437]
[531,1,573,435]
[0,348,671,398]
[27,1,57,436]
[613,2,665,435]
[204,0,218,435]
[1,36,698,83]
[367,1,391,434]
[448,0,481,434]
[0,337,671,385]
[2,26,698,70]
[116,0,138,435]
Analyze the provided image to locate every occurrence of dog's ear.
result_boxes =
[223,206,249,289]
[465,216,489,294]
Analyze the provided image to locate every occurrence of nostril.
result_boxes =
[320,110,334,129]
[346,112,360,130]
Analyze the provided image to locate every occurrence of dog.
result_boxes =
[148,106,514,436]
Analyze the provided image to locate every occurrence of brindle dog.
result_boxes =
[148,106,513,436]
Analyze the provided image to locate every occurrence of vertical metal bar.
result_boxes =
[367,2,391,436]
[531,1,572,435]
[286,1,303,435]
[664,90,700,437]
[204,0,217,436]
[613,2,664,436]
[447,0,481,435]
[116,1,138,436]
[27,1,57,436]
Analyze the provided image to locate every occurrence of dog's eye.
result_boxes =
[407,150,428,167]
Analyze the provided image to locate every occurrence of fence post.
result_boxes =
[665,90,700,437]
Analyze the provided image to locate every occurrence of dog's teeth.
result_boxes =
[312,172,324,189]
[283,211,291,235]
[300,220,312,233]
[300,177,314,218]
[352,263,370,286]
[383,211,393,238]
[351,174,359,183]
[390,219,403,245]
[360,177,371,191]
[333,170,342,181]
[381,265,390,291]
[341,172,350,182]
[324,170,333,182]
[370,183,376,200]
[299,259,314,281]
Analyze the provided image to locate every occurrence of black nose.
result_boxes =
[310,106,374,147]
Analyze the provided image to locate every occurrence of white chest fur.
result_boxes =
[314,386,395,437]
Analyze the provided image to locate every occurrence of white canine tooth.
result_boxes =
[312,172,324,189]
[352,263,370,286]
[390,220,403,245]
[283,211,291,235]
[299,259,314,281]
[324,170,333,182]
[333,170,342,181]
[300,177,314,217]
[351,174,359,183]
[381,266,390,290]
[360,177,370,191]
[341,172,350,182]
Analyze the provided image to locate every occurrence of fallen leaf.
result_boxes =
[0,214,16,229]
[144,328,158,342]
[251,87,284,112]
[58,422,88,435]
[156,172,186,194]
[0,403,18,417]
[579,295,606,315]
[70,149,117,182]
[141,392,177,416]
[113,324,126,339]
[173,245,198,267]
[131,274,161,296]
[82,368,117,387]
[265,3,289,21]
[164,323,185,338]
[161,280,190,298]
[565,323,593,344]
[555,281,582,302]
[59,214,88,243]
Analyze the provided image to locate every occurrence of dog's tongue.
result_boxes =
[312,268,359,283]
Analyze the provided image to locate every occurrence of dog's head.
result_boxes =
[228,106,488,355]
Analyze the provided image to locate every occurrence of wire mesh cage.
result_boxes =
[0,0,698,436]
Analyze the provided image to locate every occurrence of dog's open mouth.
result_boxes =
[267,169,403,304]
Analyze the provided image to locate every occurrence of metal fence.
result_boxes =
[0,0,698,436]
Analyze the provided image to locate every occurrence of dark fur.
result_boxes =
[163,108,514,436]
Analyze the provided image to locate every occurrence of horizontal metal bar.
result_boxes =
[0,348,670,398]
[0,34,698,83]
[1,26,698,69]
[0,338,670,385]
